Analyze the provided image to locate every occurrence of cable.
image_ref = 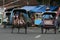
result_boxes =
[3,0,20,6]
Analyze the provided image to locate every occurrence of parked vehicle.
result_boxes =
[11,8,28,34]
[41,11,57,34]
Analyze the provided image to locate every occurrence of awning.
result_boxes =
[30,5,58,13]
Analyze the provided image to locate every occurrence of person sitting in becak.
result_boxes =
[12,14,19,28]
[13,18,17,25]
[18,17,25,25]
[18,13,26,27]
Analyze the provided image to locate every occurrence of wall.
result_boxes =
[0,8,6,25]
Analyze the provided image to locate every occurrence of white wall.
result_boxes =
[0,8,6,25]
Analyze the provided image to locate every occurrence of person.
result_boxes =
[18,13,26,27]
[18,17,25,25]
[18,13,27,34]
[13,17,18,25]
[13,14,18,20]
[12,14,19,28]
[31,14,35,26]
[12,14,19,33]
[46,7,50,11]
[56,7,60,32]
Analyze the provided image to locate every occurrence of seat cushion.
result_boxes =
[44,20,54,25]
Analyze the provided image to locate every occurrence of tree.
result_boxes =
[36,0,42,4]
[36,0,50,5]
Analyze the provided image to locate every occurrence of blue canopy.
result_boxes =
[20,5,58,13]
[30,5,46,13]
[49,6,58,11]
[30,6,58,13]
[21,6,37,11]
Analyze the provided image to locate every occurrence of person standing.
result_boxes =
[56,7,60,32]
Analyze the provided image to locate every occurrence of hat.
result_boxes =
[46,7,50,11]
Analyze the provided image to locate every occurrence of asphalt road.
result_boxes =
[0,26,60,40]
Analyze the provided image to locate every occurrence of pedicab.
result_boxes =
[41,11,57,34]
[11,8,28,34]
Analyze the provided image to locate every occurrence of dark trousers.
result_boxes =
[56,17,60,29]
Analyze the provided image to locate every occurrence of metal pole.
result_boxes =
[43,0,44,5]
[49,0,50,6]
[3,0,4,8]
[2,0,4,14]
[27,0,29,5]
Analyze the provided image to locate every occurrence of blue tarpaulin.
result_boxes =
[21,5,58,13]
[49,6,58,11]
[21,6,37,11]
[30,6,58,13]
[30,5,46,13]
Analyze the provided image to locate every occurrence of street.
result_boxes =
[0,26,60,40]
